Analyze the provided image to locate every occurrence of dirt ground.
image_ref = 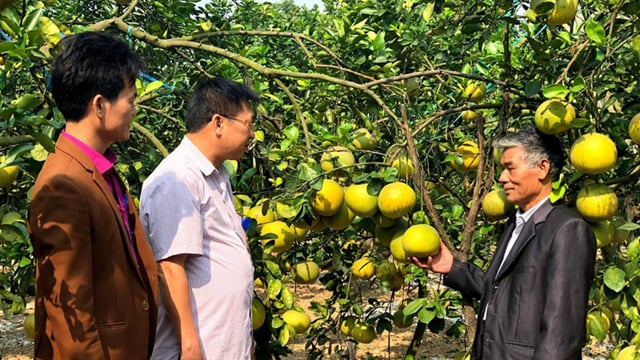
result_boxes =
[1,285,614,360]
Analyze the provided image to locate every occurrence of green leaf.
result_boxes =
[281,286,295,308]
[524,80,541,97]
[403,298,427,315]
[267,279,283,299]
[603,267,626,293]
[30,143,49,162]
[12,94,41,110]
[278,325,291,345]
[627,238,640,261]
[585,20,606,46]
[417,307,436,324]
[587,314,607,341]
[542,84,569,99]
[422,2,435,21]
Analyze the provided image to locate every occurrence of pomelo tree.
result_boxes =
[1,0,640,358]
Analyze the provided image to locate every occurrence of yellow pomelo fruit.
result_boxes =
[351,322,377,344]
[576,184,618,222]
[591,220,614,248]
[246,205,276,227]
[324,201,355,230]
[402,224,441,258]
[390,236,410,263]
[340,316,358,336]
[292,261,320,284]
[393,308,413,329]
[377,182,416,219]
[344,183,378,218]
[352,257,376,280]
[534,99,576,134]
[570,133,617,174]
[391,157,415,179]
[482,189,515,220]
[23,313,35,340]
[450,141,480,173]
[463,82,486,103]
[311,179,344,216]
[260,221,295,254]
[617,345,638,360]
[290,224,308,242]
[531,0,578,26]
[351,128,377,151]
[375,218,408,248]
[320,146,355,172]
[375,261,399,280]
[282,309,311,335]
[252,297,266,330]
[0,165,19,188]
[629,113,640,144]
[461,110,479,122]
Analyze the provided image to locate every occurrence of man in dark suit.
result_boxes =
[28,32,158,359]
[413,126,596,359]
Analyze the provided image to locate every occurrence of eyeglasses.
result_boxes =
[220,114,256,131]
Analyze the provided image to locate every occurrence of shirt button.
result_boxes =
[141,299,149,311]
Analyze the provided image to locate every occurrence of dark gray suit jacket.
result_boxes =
[445,201,596,360]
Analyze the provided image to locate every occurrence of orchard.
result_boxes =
[1,0,640,359]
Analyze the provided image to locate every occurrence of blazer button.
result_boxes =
[141,299,149,311]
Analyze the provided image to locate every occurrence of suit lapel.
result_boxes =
[56,137,144,281]
[496,200,555,280]
[487,218,516,280]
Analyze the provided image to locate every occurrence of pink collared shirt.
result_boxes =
[61,130,134,246]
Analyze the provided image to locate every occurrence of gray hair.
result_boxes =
[493,125,565,179]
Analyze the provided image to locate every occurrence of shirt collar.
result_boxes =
[516,195,550,224]
[180,136,218,176]
[61,130,116,174]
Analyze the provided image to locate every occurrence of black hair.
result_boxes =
[185,78,259,133]
[51,31,145,121]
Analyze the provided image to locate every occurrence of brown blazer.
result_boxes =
[28,136,159,360]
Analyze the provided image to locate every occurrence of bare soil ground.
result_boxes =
[1,287,614,360]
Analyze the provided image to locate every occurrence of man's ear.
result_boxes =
[538,158,551,180]
[92,94,107,120]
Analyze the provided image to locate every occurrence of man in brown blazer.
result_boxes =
[28,31,158,359]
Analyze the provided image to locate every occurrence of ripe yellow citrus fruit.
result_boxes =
[260,221,295,254]
[282,309,311,335]
[576,183,618,222]
[463,82,486,103]
[23,313,35,340]
[290,224,308,242]
[0,164,19,188]
[311,179,344,216]
[390,237,410,263]
[372,212,398,228]
[252,297,266,330]
[591,220,614,248]
[344,183,378,218]
[393,308,413,329]
[375,218,407,248]
[320,146,355,172]
[531,0,578,26]
[352,257,376,280]
[482,189,515,220]
[292,261,320,284]
[351,128,377,151]
[616,345,638,360]
[377,182,416,219]
[450,141,480,173]
[324,201,355,230]
[340,315,358,336]
[402,224,441,258]
[461,110,479,121]
[570,133,617,174]
[629,113,640,144]
[246,205,276,227]
[351,322,377,343]
[391,156,415,179]
[534,99,576,134]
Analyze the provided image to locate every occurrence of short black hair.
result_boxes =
[185,78,259,133]
[493,125,566,179]
[51,31,145,122]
